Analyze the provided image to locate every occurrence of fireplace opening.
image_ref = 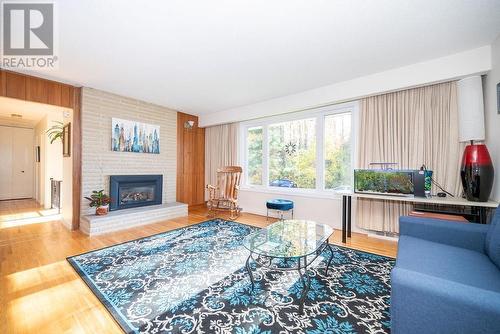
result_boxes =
[119,185,155,204]
[110,175,162,211]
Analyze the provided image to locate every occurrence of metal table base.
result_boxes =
[245,241,334,313]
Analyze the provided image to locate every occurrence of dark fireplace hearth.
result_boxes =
[109,175,162,211]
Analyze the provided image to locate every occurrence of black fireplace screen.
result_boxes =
[110,175,162,211]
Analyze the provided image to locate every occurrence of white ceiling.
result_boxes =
[28,0,500,116]
[0,97,68,127]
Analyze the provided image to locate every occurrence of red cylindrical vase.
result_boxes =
[460,144,494,202]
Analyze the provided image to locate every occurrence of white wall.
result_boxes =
[239,190,360,232]
[484,34,500,201]
[61,111,73,229]
[81,88,177,215]
[44,113,63,208]
[200,46,491,127]
[34,112,64,208]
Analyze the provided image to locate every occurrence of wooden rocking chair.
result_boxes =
[206,166,243,219]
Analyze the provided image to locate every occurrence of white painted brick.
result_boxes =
[81,203,188,235]
[81,87,178,218]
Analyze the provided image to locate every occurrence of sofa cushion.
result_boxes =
[486,207,500,268]
[397,235,500,292]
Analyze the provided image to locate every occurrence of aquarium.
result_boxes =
[354,169,414,196]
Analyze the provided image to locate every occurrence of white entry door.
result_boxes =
[0,126,34,200]
[0,127,13,199]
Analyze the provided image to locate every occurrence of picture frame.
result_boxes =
[111,118,160,154]
[497,82,500,114]
[63,123,71,157]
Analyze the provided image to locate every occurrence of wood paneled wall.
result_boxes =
[0,69,75,109]
[72,88,82,230]
[177,112,205,206]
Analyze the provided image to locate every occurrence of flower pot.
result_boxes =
[96,205,109,216]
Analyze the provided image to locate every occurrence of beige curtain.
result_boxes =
[357,81,464,233]
[205,123,239,198]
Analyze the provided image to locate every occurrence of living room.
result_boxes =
[1,1,500,333]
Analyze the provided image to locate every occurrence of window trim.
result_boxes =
[240,100,359,195]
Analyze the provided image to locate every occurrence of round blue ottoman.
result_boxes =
[266,199,294,220]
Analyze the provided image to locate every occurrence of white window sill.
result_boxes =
[239,186,346,200]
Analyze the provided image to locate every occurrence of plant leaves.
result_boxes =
[46,121,64,144]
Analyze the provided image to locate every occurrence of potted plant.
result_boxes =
[85,190,111,216]
[46,121,64,143]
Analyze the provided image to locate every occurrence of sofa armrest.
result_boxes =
[391,268,500,334]
[399,216,488,252]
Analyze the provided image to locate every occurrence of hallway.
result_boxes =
[0,199,59,225]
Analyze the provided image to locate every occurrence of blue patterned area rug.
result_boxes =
[67,219,394,334]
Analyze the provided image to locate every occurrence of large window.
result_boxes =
[324,113,351,190]
[246,126,263,185]
[268,118,316,189]
[242,103,356,193]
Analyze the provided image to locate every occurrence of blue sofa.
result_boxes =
[391,207,500,334]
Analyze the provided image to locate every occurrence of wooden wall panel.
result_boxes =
[47,81,62,106]
[194,129,206,204]
[0,69,74,109]
[5,71,26,100]
[177,112,205,206]
[60,85,74,109]
[72,88,82,230]
[26,76,49,104]
[0,71,5,95]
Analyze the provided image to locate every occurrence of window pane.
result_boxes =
[268,118,316,189]
[324,113,351,190]
[246,126,263,185]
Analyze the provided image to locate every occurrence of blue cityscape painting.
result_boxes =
[112,118,160,154]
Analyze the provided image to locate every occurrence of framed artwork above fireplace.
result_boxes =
[112,118,160,154]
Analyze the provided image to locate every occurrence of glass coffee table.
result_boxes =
[243,219,334,313]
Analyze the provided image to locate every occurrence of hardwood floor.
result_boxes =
[0,204,397,333]
[0,199,59,224]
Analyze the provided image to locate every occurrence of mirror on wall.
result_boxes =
[63,123,71,157]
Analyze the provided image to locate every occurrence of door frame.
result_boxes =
[71,88,82,230]
[1,69,82,230]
